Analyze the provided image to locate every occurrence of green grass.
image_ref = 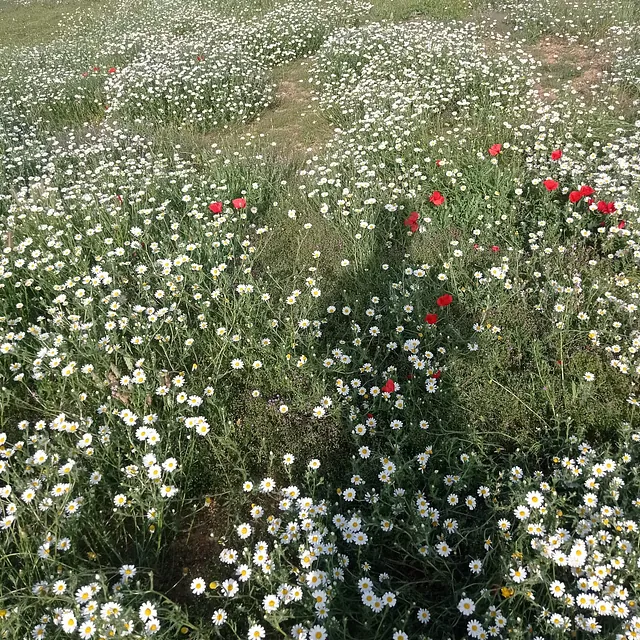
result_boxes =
[368,0,478,20]
[0,0,107,45]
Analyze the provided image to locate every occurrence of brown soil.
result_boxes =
[155,500,226,603]
[528,37,609,101]
[530,38,594,66]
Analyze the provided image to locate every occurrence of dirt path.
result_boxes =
[214,59,333,158]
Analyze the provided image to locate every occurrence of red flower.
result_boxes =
[491,245,500,253]
[543,179,559,191]
[403,211,419,233]
[196,55,204,62]
[436,294,453,307]
[551,149,563,161]
[232,198,246,209]
[436,159,443,166]
[82,71,89,77]
[432,370,442,380]
[569,191,582,204]
[381,380,395,393]
[425,313,438,325]
[429,191,445,206]
[93,66,100,72]
[488,143,502,157]
[618,220,626,229]
[597,200,616,214]
[116,195,123,204]
[108,67,116,74]
[208,201,223,214]
[579,185,594,197]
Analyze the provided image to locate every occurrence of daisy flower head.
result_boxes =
[190,577,206,595]
[509,566,527,583]
[417,608,431,624]
[248,624,266,639]
[435,541,452,557]
[211,609,227,626]
[458,597,476,616]
[469,559,483,574]
[526,491,544,509]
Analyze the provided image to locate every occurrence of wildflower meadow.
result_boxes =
[0,0,639,638]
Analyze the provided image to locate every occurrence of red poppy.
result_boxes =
[473,243,480,250]
[569,191,582,204]
[82,72,89,77]
[543,179,559,191]
[196,55,204,62]
[425,313,438,325]
[93,66,100,72]
[551,149,563,161]
[597,200,616,214]
[436,294,453,307]
[488,143,502,157]
[429,191,445,206]
[404,211,419,233]
[435,159,443,166]
[491,245,500,253]
[366,413,373,419]
[208,201,223,214]
[579,185,594,197]
[406,373,414,380]
[232,198,246,209]
[381,379,395,393]
[618,220,626,229]
[432,370,442,380]
[108,67,116,74]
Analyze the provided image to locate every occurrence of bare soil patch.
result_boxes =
[155,500,226,604]
[528,37,608,101]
